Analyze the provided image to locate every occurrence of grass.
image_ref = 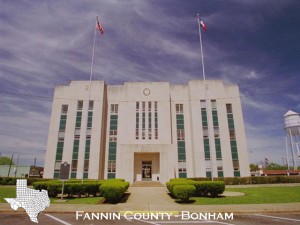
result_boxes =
[0,186,16,203]
[50,197,104,204]
[190,186,300,205]
[0,186,104,204]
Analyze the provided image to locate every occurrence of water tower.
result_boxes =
[283,110,300,170]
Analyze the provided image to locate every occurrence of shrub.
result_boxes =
[47,183,61,198]
[99,181,130,203]
[173,185,196,202]
[32,180,104,198]
[166,180,197,194]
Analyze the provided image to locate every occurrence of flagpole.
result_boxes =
[82,16,98,183]
[197,14,213,181]
[197,14,206,82]
[89,16,98,99]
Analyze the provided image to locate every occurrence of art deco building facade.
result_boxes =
[44,80,250,183]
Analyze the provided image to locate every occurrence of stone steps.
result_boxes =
[130,181,164,187]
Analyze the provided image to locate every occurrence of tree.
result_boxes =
[249,163,259,172]
[265,163,287,170]
[0,156,15,165]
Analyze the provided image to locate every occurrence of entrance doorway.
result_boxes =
[142,161,152,181]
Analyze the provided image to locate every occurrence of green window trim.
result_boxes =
[179,173,187,178]
[107,173,116,179]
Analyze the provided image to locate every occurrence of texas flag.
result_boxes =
[200,20,207,31]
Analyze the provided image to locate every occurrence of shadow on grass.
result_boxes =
[168,192,225,204]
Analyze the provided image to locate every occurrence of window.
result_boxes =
[61,105,68,114]
[212,110,219,127]
[154,101,157,112]
[201,110,208,127]
[177,129,185,140]
[136,129,139,140]
[215,138,222,160]
[54,161,61,171]
[229,129,235,139]
[71,160,78,171]
[87,112,93,128]
[107,160,116,173]
[89,101,94,110]
[176,104,183,114]
[148,129,152,140]
[109,130,118,142]
[142,102,145,112]
[111,104,118,114]
[203,127,208,138]
[200,100,206,109]
[204,138,210,160]
[84,160,89,172]
[59,115,67,131]
[211,100,217,110]
[214,127,219,137]
[58,131,65,139]
[226,104,232,113]
[233,160,240,170]
[148,102,151,111]
[77,101,83,110]
[75,111,82,128]
[142,129,146,140]
[136,102,139,111]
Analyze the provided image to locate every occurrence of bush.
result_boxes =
[173,185,196,203]
[32,180,104,198]
[166,180,197,194]
[99,181,130,203]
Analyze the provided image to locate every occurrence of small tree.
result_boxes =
[0,157,15,165]
[250,163,259,172]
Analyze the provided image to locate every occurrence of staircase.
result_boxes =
[130,181,164,187]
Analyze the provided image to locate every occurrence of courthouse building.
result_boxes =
[44,80,250,183]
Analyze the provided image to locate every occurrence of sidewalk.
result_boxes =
[1,186,300,214]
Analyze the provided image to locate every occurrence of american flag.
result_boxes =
[96,17,104,35]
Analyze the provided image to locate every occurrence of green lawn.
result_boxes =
[51,197,104,204]
[0,186,16,203]
[191,186,300,205]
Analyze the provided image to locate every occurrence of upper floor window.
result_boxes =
[176,104,183,114]
[61,105,68,114]
[111,104,118,114]
[77,101,83,110]
[89,101,94,110]
[226,104,232,114]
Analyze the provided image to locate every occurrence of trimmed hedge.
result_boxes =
[173,185,195,202]
[166,180,197,194]
[0,177,53,185]
[194,181,225,197]
[99,181,130,203]
[32,180,105,198]
[167,179,225,198]
[191,176,300,185]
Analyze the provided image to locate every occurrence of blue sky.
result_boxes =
[1,0,300,167]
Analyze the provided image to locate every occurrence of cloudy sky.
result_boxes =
[1,0,300,167]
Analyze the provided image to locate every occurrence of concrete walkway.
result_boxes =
[0,184,300,213]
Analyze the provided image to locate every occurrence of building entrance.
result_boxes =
[134,152,159,182]
[142,161,152,181]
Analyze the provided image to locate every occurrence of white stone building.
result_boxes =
[44,80,250,183]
